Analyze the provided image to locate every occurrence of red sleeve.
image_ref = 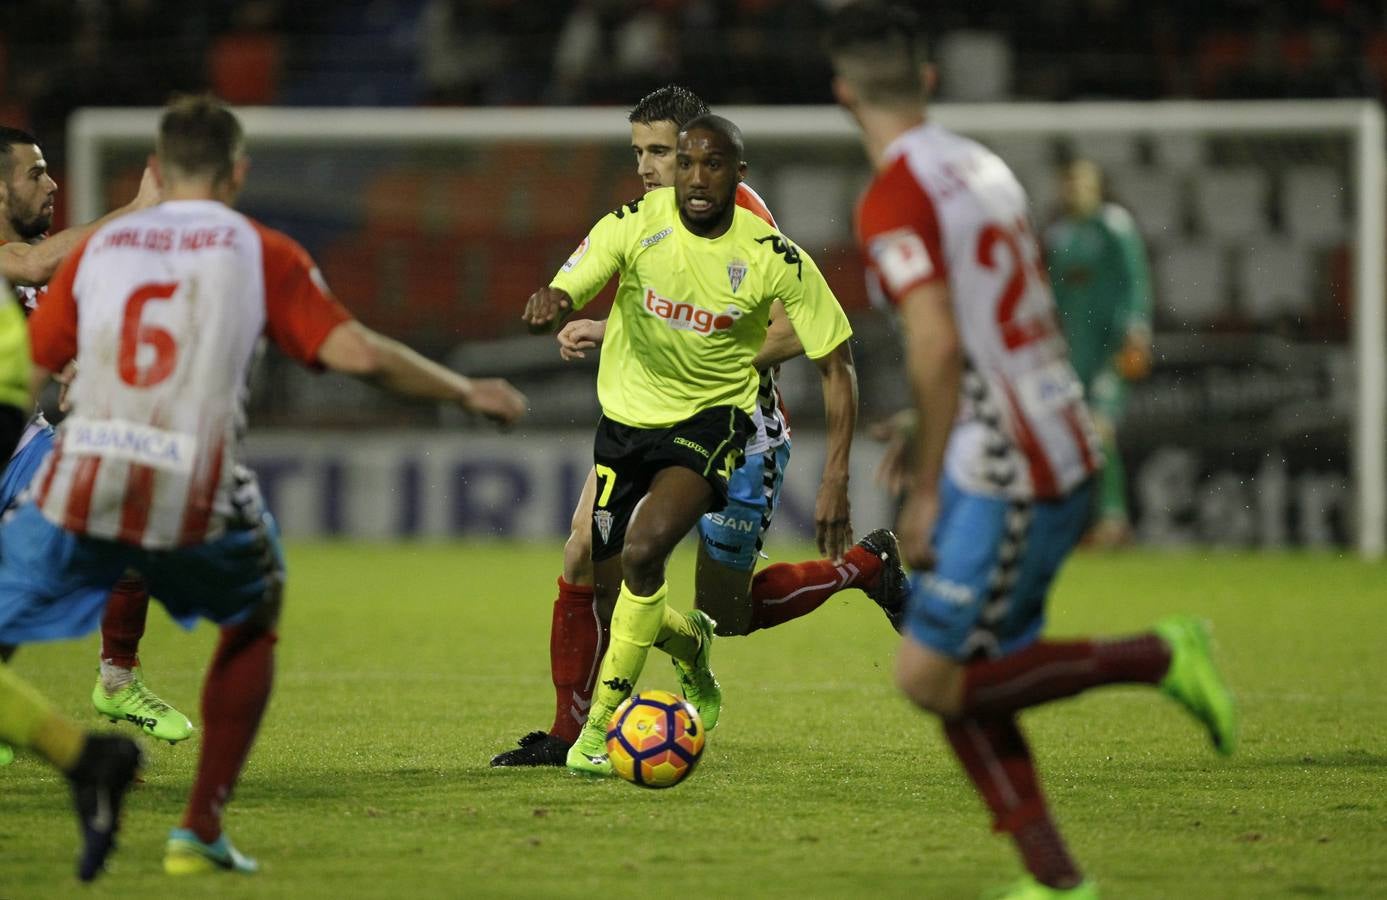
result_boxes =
[253,222,353,367]
[735,182,778,229]
[854,155,946,305]
[27,236,88,371]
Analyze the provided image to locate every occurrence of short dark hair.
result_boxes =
[629,85,711,128]
[157,94,243,182]
[825,2,928,106]
[0,126,41,178]
[680,114,745,161]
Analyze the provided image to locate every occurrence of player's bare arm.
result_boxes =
[0,167,160,287]
[556,317,606,360]
[522,286,574,335]
[812,339,858,563]
[870,408,917,498]
[751,300,805,370]
[317,320,527,426]
[895,280,961,570]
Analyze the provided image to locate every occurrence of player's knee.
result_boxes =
[620,534,668,595]
[243,576,284,633]
[895,671,951,716]
[562,527,594,585]
[894,651,961,717]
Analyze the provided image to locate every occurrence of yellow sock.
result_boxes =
[587,581,669,734]
[656,605,701,666]
[0,663,85,771]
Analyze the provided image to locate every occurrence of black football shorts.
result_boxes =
[590,405,753,563]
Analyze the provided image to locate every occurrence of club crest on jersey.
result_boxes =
[561,237,590,272]
[643,288,742,335]
[727,259,748,293]
[594,509,613,544]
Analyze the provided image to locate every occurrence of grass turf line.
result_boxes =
[1,543,1384,898]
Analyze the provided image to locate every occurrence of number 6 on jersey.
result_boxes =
[118,281,180,387]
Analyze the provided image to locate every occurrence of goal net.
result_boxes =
[67,102,1385,557]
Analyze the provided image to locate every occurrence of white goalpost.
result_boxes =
[68,101,1385,558]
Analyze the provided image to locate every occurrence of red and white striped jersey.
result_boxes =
[27,199,352,548]
[856,123,1099,500]
[734,182,792,456]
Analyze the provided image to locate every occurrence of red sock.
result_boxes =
[748,545,883,631]
[960,635,1171,718]
[100,574,150,669]
[181,623,277,843]
[548,577,606,744]
[943,715,1082,889]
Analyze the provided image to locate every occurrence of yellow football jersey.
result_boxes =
[0,285,30,411]
[550,187,852,429]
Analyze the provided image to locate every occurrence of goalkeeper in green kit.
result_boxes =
[1044,159,1153,546]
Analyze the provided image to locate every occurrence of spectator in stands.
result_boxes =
[420,0,556,104]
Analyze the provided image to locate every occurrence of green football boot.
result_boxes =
[0,741,13,767]
[985,876,1099,899]
[565,722,613,777]
[673,610,721,731]
[164,828,259,875]
[1154,615,1238,756]
[92,672,195,745]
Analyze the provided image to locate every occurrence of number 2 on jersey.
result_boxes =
[976,219,1054,352]
[118,281,179,387]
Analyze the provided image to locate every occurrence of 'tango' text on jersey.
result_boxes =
[643,288,742,335]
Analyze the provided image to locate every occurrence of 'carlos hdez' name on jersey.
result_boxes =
[550,186,853,430]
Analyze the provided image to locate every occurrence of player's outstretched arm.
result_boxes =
[0,167,160,287]
[556,317,606,360]
[317,321,527,426]
[522,286,574,335]
[896,280,961,570]
[811,339,858,563]
[751,300,805,371]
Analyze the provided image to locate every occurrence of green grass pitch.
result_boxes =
[2,542,1384,898]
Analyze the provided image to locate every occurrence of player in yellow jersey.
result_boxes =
[523,114,858,774]
[493,86,906,770]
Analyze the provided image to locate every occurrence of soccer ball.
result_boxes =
[605,689,705,789]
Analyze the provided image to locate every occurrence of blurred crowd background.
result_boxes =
[5,0,1387,163]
